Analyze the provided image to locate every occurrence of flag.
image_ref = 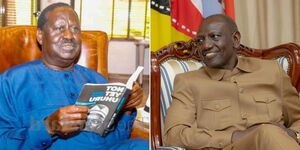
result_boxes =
[151,0,190,52]
[171,0,235,38]
[151,0,235,51]
[171,0,203,37]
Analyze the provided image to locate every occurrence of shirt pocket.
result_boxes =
[253,94,282,122]
[199,99,232,130]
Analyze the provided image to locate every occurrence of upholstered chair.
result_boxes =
[0,25,148,139]
[151,41,300,149]
[0,26,108,76]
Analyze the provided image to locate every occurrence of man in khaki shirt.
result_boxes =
[163,14,300,150]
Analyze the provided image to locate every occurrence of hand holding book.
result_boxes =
[75,66,144,136]
[123,82,143,113]
[44,105,88,136]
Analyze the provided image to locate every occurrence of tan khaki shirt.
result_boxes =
[163,57,300,150]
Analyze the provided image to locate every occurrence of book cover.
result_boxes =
[75,66,144,136]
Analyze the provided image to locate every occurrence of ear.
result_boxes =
[232,31,241,49]
[36,29,43,45]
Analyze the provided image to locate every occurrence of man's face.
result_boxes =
[194,18,238,69]
[86,113,104,129]
[37,7,81,68]
[85,104,108,131]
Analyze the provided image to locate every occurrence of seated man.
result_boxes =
[163,14,300,150]
[0,3,148,150]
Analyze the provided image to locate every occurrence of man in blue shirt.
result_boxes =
[0,3,148,150]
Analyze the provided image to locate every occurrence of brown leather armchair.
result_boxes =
[0,25,108,77]
[151,41,300,149]
[0,25,149,140]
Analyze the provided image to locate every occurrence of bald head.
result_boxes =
[199,14,238,34]
[38,3,77,30]
[194,14,241,70]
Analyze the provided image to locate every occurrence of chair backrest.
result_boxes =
[0,25,109,78]
[150,41,300,149]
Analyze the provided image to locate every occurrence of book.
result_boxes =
[75,66,144,136]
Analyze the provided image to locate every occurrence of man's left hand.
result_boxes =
[123,82,143,113]
[271,123,297,141]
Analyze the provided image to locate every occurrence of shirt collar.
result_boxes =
[204,57,255,80]
[236,57,255,73]
[204,67,227,81]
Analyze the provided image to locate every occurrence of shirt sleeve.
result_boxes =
[0,74,54,150]
[163,74,233,149]
[278,63,300,133]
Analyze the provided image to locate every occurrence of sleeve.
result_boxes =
[0,74,54,150]
[104,109,137,145]
[278,63,300,133]
[163,74,233,149]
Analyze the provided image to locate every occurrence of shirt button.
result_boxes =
[41,142,47,146]
[231,77,237,83]
[239,88,244,93]
[64,74,69,78]
[219,142,223,147]
[215,104,220,110]
[241,113,248,119]
[70,92,75,97]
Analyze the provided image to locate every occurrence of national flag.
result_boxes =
[171,0,235,38]
[151,0,235,51]
[151,0,190,52]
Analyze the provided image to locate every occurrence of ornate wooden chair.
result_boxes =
[151,41,300,149]
[0,25,148,140]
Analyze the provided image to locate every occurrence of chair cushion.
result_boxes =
[275,56,290,73]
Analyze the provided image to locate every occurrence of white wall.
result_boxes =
[108,40,149,75]
[74,0,149,75]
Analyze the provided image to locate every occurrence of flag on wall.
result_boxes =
[151,0,235,52]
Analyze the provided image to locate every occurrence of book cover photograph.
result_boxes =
[75,66,144,136]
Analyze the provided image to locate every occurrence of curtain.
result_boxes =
[235,0,300,49]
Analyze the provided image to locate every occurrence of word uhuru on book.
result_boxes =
[75,66,144,136]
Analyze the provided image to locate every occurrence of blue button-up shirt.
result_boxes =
[0,60,136,150]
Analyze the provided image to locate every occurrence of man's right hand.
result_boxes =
[44,105,89,136]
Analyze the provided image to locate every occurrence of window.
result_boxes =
[15,0,31,25]
[129,0,149,39]
[81,0,149,40]
[4,0,17,25]
[0,0,4,26]
[1,0,150,40]
[1,0,32,26]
